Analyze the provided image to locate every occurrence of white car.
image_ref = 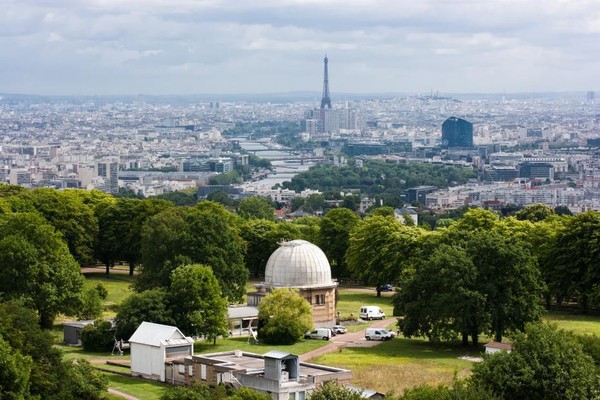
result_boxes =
[330,325,347,334]
[365,328,395,341]
[304,328,331,340]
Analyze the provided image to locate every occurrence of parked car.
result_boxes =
[360,306,386,320]
[330,325,347,334]
[365,328,395,341]
[304,328,331,340]
[380,284,393,292]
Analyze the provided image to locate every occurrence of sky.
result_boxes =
[1,0,600,96]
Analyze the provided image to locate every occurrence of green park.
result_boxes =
[1,184,600,399]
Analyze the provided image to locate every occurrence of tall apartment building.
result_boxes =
[442,117,473,148]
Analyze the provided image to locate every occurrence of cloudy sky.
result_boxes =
[1,0,599,95]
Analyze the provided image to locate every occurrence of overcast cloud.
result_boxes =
[1,0,599,95]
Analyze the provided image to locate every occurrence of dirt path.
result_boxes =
[108,388,139,400]
[300,318,392,362]
[80,266,137,275]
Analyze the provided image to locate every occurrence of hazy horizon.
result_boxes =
[2,0,600,96]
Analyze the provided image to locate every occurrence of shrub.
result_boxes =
[81,320,114,352]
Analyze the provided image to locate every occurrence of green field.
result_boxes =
[335,289,395,320]
[103,372,167,400]
[83,271,135,317]
[543,310,600,335]
[73,274,600,397]
[310,337,479,396]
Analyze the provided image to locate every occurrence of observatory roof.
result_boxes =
[264,240,335,289]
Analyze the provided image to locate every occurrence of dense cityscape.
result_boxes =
[2,0,600,399]
[2,84,600,214]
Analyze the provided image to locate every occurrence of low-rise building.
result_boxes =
[169,350,351,400]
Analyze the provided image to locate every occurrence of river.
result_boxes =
[235,139,318,189]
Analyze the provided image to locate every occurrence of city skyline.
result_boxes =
[2,0,600,96]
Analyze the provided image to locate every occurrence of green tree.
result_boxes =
[115,289,174,340]
[206,190,236,206]
[471,323,600,400]
[0,299,107,400]
[60,359,108,400]
[368,206,395,217]
[346,215,424,296]
[258,288,312,345]
[467,231,542,342]
[302,194,327,213]
[318,208,360,279]
[161,382,211,400]
[81,320,114,352]
[307,381,363,400]
[0,334,32,400]
[169,265,229,341]
[291,216,321,244]
[395,243,487,346]
[23,188,99,265]
[398,381,497,400]
[139,203,248,301]
[548,211,600,313]
[240,220,302,278]
[238,196,276,221]
[0,213,84,327]
[96,198,172,276]
[227,387,272,400]
[77,287,104,321]
[515,203,555,222]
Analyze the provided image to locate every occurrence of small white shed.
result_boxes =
[129,321,194,382]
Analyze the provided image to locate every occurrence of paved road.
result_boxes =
[300,318,393,362]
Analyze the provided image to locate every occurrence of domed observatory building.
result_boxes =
[248,240,337,327]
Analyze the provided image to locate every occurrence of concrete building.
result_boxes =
[129,322,195,382]
[169,350,351,400]
[248,240,338,327]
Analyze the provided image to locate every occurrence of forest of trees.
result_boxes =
[282,160,477,195]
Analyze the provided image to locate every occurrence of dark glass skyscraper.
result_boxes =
[441,117,473,148]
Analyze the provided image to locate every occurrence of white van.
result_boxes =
[365,328,395,341]
[360,306,385,320]
[304,328,331,340]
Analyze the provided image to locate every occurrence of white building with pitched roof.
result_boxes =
[129,321,195,382]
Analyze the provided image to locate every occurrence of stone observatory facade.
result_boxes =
[248,240,337,327]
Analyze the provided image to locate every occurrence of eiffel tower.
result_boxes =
[320,55,332,109]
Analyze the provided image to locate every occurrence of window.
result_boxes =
[178,364,185,374]
[188,366,193,376]
[289,393,296,400]
[315,294,325,305]
[201,364,207,380]
[298,392,305,400]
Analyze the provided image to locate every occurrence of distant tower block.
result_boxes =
[320,55,332,109]
[587,91,595,103]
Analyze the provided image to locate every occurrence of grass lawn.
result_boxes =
[544,310,600,335]
[335,289,395,321]
[195,336,330,356]
[59,345,131,362]
[103,372,167,400]
[310,337,481,396]
[83,272,135,318]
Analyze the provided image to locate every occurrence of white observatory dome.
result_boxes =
[265,240,334,289]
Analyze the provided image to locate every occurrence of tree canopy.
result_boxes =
[169,264,229,340]
[282,160,476,195]
[0,212,84,327]
[318,208,360,279]
[471,323,600,400]
[258,288,313,345]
